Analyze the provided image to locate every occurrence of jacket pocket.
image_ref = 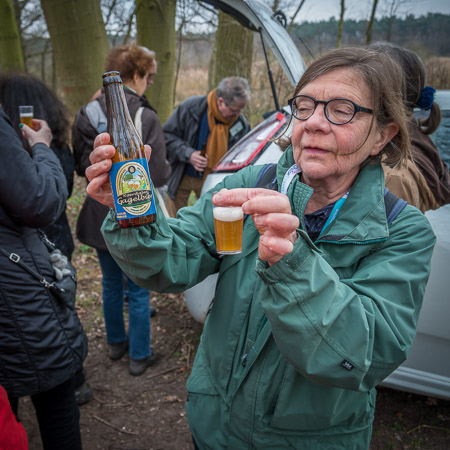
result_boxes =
[269,366,372,432]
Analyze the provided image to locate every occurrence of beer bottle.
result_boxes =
[103,71,157,228]
[196,143,207,177]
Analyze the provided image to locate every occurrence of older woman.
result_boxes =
[86,48,435,448]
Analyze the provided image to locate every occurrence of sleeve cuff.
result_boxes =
[255,230,314,283]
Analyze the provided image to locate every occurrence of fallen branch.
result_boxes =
[92,414,138,435]
[407,424,450,434]
[145,366,180,381]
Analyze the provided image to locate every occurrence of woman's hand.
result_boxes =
[20,119,53,148]
[213,188,299,265]
[85,133,152,208]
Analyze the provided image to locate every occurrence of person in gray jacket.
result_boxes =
[163,76,250,215]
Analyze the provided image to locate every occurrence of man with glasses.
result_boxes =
[163,77,251,216]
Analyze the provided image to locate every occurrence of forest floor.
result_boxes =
[19,176,450,450]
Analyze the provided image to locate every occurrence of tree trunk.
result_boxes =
[0,0,24,72]
[337,0,345,48]
[366,0,379,44]
[136,0,176,125]
[209,10,253,90]
[41,0,110,114]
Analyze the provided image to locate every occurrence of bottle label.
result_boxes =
[110,158,156,220]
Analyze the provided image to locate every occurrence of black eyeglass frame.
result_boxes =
[288,94,374,125]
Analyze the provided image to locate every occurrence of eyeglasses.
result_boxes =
[288,95,373,125]
[225,103,244,115]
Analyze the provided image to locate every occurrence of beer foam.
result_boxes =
[213,207,243,222]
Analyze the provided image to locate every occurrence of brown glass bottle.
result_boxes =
[103,71,157,228]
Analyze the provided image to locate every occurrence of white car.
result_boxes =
[186,0,450,400]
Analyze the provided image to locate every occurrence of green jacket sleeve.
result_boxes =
[255,206,436,392]
[101,165,260,293]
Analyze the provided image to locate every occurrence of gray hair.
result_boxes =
[216,77,250,106]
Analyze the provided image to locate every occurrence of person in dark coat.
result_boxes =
[0,73,75,258]
[73,43,170,376]
[0,73,92,405]
[163,76,251,216]
[0,110,87,449]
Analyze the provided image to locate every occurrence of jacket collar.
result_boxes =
[277,146,390,244]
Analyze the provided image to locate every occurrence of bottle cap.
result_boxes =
[103,71,122,85]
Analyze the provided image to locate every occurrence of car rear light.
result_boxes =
[213,111,288,171]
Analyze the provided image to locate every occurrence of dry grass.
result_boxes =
[174,67,209,105]
[425,57,450,89]
[175,55,293,129]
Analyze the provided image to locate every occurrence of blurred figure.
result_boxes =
[72,43,170,376]
[0,111,87,449]
[0,73,75,258]
[0,73,92,405]
[370,42,450,212]
[163,76,251,216]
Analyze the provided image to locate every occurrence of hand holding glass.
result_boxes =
[19,106,34,127]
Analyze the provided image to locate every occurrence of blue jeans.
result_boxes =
[97,249,151,360]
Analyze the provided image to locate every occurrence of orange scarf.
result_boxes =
[204,89,235,179]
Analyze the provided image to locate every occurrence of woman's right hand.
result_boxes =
[86,133,152,208]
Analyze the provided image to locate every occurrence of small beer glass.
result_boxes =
[19,105,34,127]
[213,195,243,255]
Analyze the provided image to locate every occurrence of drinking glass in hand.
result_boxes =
[19,105,34,127]
[213,203,243,255]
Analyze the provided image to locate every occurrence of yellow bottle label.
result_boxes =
[110,158,156,219]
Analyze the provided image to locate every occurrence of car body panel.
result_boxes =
[382,204,450,399]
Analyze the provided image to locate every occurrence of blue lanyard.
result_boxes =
[319,189,350,236]
[281,164,350,236]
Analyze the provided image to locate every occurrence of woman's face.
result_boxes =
[291,68,395,190]
[128,62,157,96]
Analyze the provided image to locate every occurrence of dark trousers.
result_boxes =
[10,376,82,450]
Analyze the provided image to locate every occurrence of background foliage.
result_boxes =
[0,0,449,127]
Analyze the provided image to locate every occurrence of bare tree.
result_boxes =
[102,0,136,45]
[337,0,345,48]
[366,0,379,44]
[383,0,407,41]
[0,0,24,72]
[210,10,254,89]
[136,0,176,124]
[41,0,110,114]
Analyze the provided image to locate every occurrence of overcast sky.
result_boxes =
[294,0,450,23]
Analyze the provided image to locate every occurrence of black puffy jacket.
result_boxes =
[0,109,87,398]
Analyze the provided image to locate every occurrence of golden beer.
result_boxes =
[19,106,34,127]
[213,207,243,254]
[20,114,33,127]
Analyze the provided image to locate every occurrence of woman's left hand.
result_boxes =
[213,188,299,265]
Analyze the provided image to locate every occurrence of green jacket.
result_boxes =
[102,146,435,449]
